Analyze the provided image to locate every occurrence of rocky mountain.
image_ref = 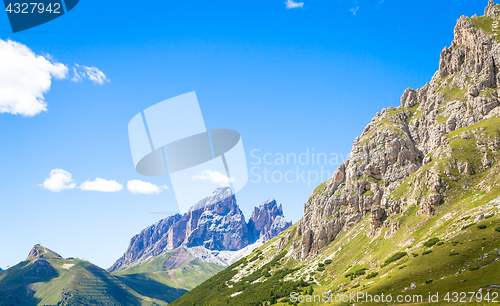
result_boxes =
[109,187,291,272]
[291,0,500,261]
[172,2,500,305]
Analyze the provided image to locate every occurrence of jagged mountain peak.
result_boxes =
[26,244,62,261]
[188,186,234,212]
[109,190,291,272]
[486,0,500,17]
[248,199,292,241]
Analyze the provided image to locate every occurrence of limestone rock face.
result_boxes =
[288,1,500,261]
[485,0,500,17]
[108,214,182,272]
[370,206,387,229]
[183,189,250,251]
[248,199,292,241]
[401,88,418,108]
[109,188,291,272]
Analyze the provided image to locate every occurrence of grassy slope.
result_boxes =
[113,249,225,291]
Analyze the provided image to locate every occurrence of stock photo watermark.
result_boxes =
[4,0,79,33]
[128,92,248,214]
[290,291,499,304]
[249,148,348,186]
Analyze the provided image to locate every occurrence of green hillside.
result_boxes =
[0,245,182,305]
[113,247,225,292]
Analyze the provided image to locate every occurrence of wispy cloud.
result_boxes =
[285,0,304,9]
[41,169,76,192]
[350,6,359,15]
[71,64,108,85]
[0,39,109,117]
[192,170,235,186]
[80,178,123,192]
[0,39,67,117]
[127,180,168,194]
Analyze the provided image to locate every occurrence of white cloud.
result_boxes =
[285,0,304,9]
[71,64,108,85]
[41,169,76,192]
[350,6,359,15]
[0,39,68,117]
[127,180,168,194]
[80,178,123,192]
[192,170,235,186]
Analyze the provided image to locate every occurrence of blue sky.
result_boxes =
[0,0,489,269]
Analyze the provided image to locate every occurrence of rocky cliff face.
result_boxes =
[109,187,291,272]
[285,0,500,261]
[248,199,292,241]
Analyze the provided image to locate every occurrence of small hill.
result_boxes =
[0,245,185,306]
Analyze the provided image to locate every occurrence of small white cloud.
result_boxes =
[350,6,359,15]
[192,170,235,186]
[285,0,304,9]
[0,39,68,117]
[41,169,76,192]
[127,180,168,194]
[80,178,123,192]
[71,64,108,85]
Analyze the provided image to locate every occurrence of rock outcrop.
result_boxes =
[287,1,500,261]
[109,187,291,272]
[26,245,62,260]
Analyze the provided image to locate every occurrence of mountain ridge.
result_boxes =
[109,187,292,272]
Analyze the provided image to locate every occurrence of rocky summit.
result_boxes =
[109,187,291,272]
[26,244,62,260]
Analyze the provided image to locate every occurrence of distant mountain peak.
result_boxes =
[26,245,62,260]
[109,190,291,272]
